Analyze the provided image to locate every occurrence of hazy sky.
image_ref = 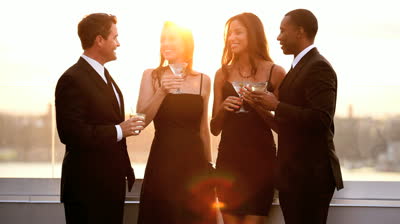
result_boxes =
[1,0,400,118]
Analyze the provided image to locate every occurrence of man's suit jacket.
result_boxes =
[275,48,344,193]
[55,57,134,202]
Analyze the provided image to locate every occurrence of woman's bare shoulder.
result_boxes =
[142,68,155,77]
[272,64,286,76]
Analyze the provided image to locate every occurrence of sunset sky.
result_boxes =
[1,0,400,118]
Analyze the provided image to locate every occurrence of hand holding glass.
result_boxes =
[250,82,268,92]
[232,81,250,113]
[129,112,146,134]
[169,63,188,94]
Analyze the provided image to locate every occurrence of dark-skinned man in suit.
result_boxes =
[242,9,343,224]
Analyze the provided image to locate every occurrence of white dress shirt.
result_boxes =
[292,44,315,68]
[81,55,123,142]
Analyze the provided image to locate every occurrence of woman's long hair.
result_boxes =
[153,21,195,84]
[221,13,273,76]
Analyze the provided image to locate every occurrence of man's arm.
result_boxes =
[275,61,337,131]
[55,74,116,149]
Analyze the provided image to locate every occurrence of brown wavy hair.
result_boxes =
[221,13,273,76]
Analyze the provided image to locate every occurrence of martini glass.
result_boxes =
[169,62,188,94]
[232,81,249,113]
[250,82,268,92]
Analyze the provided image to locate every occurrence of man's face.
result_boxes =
[100,23,120,63]
[277,16,299,55]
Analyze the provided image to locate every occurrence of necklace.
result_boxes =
[238,65,253,79]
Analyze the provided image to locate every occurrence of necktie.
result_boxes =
[104,68,121,112]
[104,69,114,91]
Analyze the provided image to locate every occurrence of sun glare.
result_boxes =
[0,0,399,118]
[212,201,226,209]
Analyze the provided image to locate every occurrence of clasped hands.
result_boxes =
[240,86,280,111]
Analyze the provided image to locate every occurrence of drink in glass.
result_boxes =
[232,81,249,113]
[169,63,187,94]
[250,82,268,92]
[129,112,146,134]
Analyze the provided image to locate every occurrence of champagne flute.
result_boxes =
[169,62,187,94]
[232,81,250,113]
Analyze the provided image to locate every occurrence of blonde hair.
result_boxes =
[153,21,195,83]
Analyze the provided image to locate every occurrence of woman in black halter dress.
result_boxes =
[136,21,215,224]
[211,13,286,224]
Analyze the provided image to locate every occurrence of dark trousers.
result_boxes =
[279,188,334,224]
[64,200,124,224]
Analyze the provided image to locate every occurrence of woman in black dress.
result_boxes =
[136,21,215,224]
[210,13,286,224]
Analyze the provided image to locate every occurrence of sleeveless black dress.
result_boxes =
[215,69,277,216]
[137,74,216,224]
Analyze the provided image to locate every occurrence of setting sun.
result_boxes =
[1,0,400,118]
[1,0,400,182]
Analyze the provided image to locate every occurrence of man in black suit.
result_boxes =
[55,13,144,224]
[245,9,344,224]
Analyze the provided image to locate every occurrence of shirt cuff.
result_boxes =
[115,125,123,142]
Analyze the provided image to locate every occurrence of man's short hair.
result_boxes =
[77,13,117,49]
[286,9,318,40]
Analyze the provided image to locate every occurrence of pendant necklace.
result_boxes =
[238,65,253,79]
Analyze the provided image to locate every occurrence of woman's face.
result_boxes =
[160,27,185,63]
[227,20,248,55]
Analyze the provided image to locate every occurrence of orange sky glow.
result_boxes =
[1,0,400,118]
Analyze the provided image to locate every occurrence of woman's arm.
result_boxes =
[210,69,242,136]
[262,64,286,132]
[270,64,286,98]
[136,69,166,127]
[199,74,212,162]
[136,69,183,126]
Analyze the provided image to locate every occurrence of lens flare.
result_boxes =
[212,201,225,209]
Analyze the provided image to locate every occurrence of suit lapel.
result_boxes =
[279,48,319,98]
[78,58,109,91]
[106,72,125,119]
[78,58,122,119]
[278,67,292,93]
[104,69,123,118]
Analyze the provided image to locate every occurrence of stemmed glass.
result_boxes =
[169,62,188,94]
[250,82,268,92]
[249,81,274,115]
[232,81,250,113]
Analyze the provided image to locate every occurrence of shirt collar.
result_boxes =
[81,54,105,81]
[292,44,315,68]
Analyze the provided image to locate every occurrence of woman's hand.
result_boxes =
[160,74,184,93]
[222,96,242,112]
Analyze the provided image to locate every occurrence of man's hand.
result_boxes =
[242,87,280,111]
[120,117,145,137]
